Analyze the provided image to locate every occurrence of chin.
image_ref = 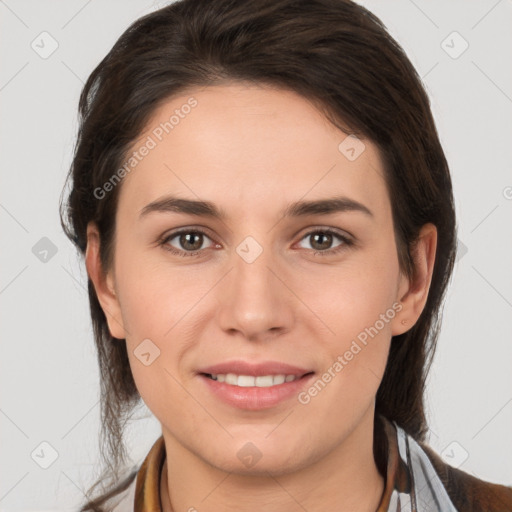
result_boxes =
[199,434,320,477]
[213,452,312,477]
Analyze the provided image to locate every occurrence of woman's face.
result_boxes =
[90,82,430,475]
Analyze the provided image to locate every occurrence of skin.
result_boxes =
[86,82,437,512]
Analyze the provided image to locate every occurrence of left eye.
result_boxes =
[162,229,214,254]
[296,229,351,253]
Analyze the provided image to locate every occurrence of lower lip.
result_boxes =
[198,373,315,410]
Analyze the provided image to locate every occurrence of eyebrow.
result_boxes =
[139,194,373,220]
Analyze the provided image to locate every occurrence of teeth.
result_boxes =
[272,374,285,385]
[208,373,298,387]
[226,373,238,385]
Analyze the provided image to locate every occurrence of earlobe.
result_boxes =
[392,223,438,335]
[85,222,126,340]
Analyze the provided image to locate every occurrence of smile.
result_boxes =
[205,373,300,387]
[198,371,315,410]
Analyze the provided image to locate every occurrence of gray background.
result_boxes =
[1,0,511,510]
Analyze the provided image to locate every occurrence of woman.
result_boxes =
[60,0,512,510]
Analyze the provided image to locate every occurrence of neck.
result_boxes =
[160,409,385,512]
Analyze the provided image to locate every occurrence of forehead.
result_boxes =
[117,83,390,224]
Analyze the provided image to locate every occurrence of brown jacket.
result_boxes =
[376,414,512,511]
[421,442,512,511]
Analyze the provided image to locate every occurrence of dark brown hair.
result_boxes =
[60,0,457,509]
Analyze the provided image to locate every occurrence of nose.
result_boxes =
[216,238,295,342]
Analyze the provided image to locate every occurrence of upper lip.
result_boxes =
[197,360,314,377]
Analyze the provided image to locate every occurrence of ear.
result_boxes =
[85,222,127,340]
[391,223,437,336]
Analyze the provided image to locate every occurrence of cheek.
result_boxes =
[309,245,399,344]
[115,252,216,406]
[114,241,195,337]
[302,241,399,396]
[296,278,395,438]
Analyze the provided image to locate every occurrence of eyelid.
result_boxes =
[295,225,354,242]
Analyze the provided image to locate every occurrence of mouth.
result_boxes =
[200,372,314,388]
[196,361,316,410]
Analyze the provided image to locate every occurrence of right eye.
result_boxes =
[159,228,218,257]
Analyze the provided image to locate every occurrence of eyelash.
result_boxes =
[158,227,354,258]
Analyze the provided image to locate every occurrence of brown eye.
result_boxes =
[160,228,216,256]
[297,229,353,256]
[178,232,204,251]
[309,232,334,251]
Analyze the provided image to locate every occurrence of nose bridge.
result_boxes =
[216,233,293,339]
[233,233,280,307]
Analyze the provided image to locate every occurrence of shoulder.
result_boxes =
[419,441,512,512]
[384,416,512,512]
